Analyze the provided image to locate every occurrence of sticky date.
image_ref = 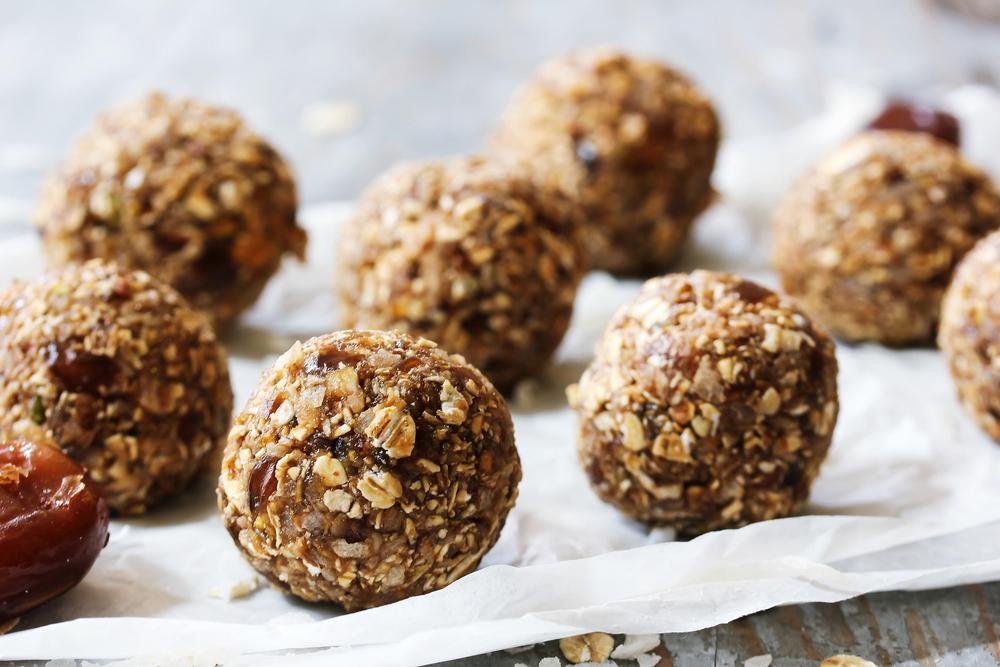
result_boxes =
[866,100,961,147]
[0,440,109,623]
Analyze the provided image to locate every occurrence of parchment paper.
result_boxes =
[2,84,1000,666]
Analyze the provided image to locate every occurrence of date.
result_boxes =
[866,100,961,147]
[0,440,109,623]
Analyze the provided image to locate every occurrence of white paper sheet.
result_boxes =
[2,85,1000,666]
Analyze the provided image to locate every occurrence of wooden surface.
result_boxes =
[2,2,1000,665]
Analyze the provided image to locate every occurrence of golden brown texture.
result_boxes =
[569,271,838,536]
[0,260,233,514]
[35,92,307,327]
[218,330,520,610]
[773,130,1000,345]
[940,229,1000,442]
[493,47,720,275]
[337,155,587,392]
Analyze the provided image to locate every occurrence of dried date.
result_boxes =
[0,440,109,623]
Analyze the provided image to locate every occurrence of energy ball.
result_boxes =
[569,271,838,535]
[218,330,520,610]
[35,92,307,327]
[773,130,1000,345]
[940,230,1000,442]
[0,260,233,514]
[337,155,587,393]
[493,47,720,275]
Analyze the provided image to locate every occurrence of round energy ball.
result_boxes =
[569,271,839,535]
[218,330,520,610]
[336,155,587,393]
[493,47,720,275]
[773,130,1000,345]
[34,92,307,328]
[0,260,233,514]
[940,230,1000,442]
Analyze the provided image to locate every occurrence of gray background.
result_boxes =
[2,0,1000,208]
[3,1,1000,665]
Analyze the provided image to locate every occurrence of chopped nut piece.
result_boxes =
[559,632,615,664]
[759,387,782,416]
[622,412,646,451]
[312,455,347,487]
[322,489,353,513]
[438,380,469,425]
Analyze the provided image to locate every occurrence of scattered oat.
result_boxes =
[505,644,538,655]
[819,656,878,667]
[744,654,773,667]
[208,575,263,601]
[611,634,662,659]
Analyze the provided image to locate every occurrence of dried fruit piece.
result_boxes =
[0,440,109,622]
[867,100,960,147]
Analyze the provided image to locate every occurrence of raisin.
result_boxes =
[45,344,118,394]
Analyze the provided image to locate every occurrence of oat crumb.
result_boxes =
[208,574,263,601]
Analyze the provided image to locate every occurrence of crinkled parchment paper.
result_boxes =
[2,85,1000,666]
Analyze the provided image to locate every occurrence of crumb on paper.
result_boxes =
[265,611,316,626]
[539,658,562,667]
[636,654,661,667]
[300,100,361,137]
[208,574,263,601]
[744,654,773,667]
[610,634,662,659]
